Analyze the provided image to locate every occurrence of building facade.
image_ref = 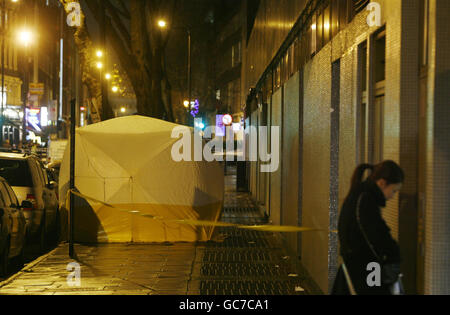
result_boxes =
[0,0,77,147]
[1,0,24,146]
[242,0,450,295]
[213,1,245,122]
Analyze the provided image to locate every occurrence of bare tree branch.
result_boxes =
[62,0,178,121]
[103,0,132,51]
[111,0,131,19]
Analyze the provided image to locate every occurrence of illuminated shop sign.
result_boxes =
[27,108,42,132]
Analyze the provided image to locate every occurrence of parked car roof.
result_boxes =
[0,152,28,160]
[47,161,61,169]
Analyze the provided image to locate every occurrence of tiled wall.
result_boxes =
[383,0,401,241]
[302,45,332,293]
[299,4,389,293]
[282,72,301,255]
[245,0,450,294]
[270,89,283,226]
[244,0,308,103]
[425,0,450,295]
[398,0,420,294]
[250,110,259,199]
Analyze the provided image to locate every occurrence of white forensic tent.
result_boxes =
[59,115,224,243]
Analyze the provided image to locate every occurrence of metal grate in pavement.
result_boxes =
[224,193,258,208]
[202,250,273,263]
[207,228,277,248]
[221,206,267,226]
[200,262,294,278]
[199,279,307,296]
[206,235,271,248]
[194,181,313,296]
[222,207,263,218]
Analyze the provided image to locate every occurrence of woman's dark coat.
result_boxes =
[332,179,401,295]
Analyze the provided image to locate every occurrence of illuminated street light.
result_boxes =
[158,20,167,28]
[96,61,103,69]
[158,20,192,125]
[16,26,34,149]
[96,50,103,58]
[105,73,111,80]
[18,29,33,47]
[120,107,126,113]
[112,86,119,93]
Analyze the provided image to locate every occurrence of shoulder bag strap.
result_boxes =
[342,262,357,295]
[356,193,382,262]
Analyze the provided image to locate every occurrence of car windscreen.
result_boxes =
[0,159,33,187]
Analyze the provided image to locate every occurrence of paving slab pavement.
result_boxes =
[0,167,322,296]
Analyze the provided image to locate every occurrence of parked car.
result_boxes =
[0,153,59,253]
[46,161,61,198]
[0,177,29,277]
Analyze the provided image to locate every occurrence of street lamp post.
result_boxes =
[100,1,108,121]
[22,47,28,148]
[18,29,33,148]
[1,0,6,146]
[158,20,192,126]
[187,29,191,123]
[1,0,5,124]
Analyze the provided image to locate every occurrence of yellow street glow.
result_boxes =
[96,50,103,58]
[158,20,167,28]
[112,86,119,93]
[18,30,33,47]
[105,73,111,80]
[96,62,103,69]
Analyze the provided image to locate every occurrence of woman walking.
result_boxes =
[332,161,405,295]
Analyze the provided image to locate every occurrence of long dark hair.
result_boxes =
[349,160,405,195]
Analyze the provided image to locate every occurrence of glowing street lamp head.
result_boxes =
[105,73,111,80]
[96,50,103,58]
[158,20,167,28]
[183,100,189,108]
[112,86,119,93]
[120,107,126,113]
[96,62,103,69]
[18,30,33,47]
